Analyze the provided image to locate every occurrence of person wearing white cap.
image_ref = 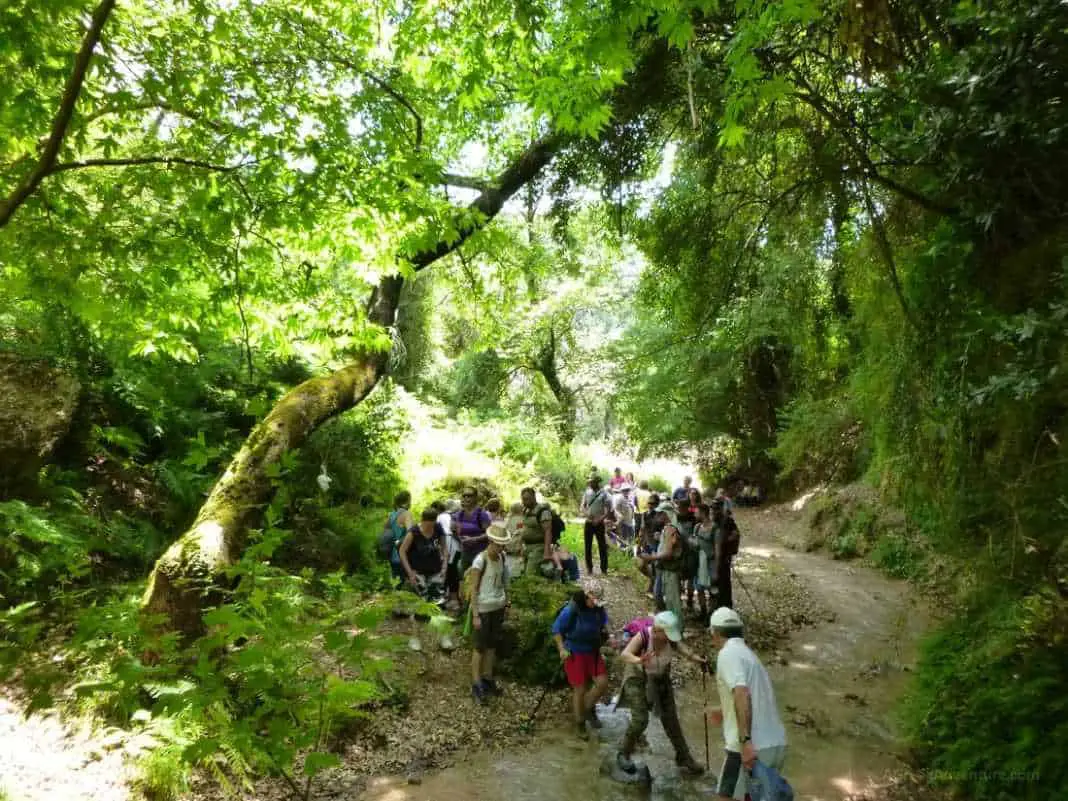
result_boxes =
[615,611,707,776]
[706,607,787,800]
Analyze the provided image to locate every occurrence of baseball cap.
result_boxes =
[709,607,743,629]
[582,578,605,606]
[653,611,683,642]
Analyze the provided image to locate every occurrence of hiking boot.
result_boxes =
[575,721,589,740]
[585,708,602,729]
[482,677,501,696]
[471,681,486,704]
[616,751,637,774]
[676,757,703,777]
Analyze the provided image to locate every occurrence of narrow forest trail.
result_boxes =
[358,502,932,801]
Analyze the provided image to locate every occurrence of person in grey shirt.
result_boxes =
[580,474,613,575]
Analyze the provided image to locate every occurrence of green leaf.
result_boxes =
[303,751,340,778]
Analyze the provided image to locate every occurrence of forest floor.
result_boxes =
[0,498,936,801]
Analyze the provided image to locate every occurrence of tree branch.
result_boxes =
[441,172,497,192]
[860,181,921,334]
[0,0,117,229]
[359,70,423,150]
[50,156,245,174]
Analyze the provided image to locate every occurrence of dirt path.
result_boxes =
[357,502,931,801]
[0,696,133,801]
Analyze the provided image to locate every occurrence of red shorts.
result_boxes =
[564,650,606,687]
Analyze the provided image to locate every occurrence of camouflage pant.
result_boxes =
[620,674,695,764]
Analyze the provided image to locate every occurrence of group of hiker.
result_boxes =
[380,471,789,800]
[550,581,789,800]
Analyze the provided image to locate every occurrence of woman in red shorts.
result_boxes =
[552,579,610,738]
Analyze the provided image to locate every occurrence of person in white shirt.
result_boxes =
[580,475,613,575]
[613,485,636,545]
[468,523,511,703]
[705,607,787,800]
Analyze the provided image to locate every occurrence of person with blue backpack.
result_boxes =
[551,579,611,739]
[706,607,791,801]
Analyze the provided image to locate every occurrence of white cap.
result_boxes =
[709,607,743,630]
[653,611,682,642]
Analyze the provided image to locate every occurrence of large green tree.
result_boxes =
[0,0,707,629]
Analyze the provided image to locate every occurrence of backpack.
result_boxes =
[722,517,741,558]
[378,509,407,561]
[555,601,608,647]
[750,760,794,801]
[537,504,567,545]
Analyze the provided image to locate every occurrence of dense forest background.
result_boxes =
[2,0,1066,799]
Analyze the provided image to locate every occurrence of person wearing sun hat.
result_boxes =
[551,577,611,738]
[615,610,707,776]
[468,522,513,703]
[706,607,788,800]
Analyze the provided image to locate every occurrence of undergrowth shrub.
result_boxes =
[645,475,671,494]
[903,588,1068,800]
[773,395,867,488]
[532,442,586,507]
[495,575,572,686]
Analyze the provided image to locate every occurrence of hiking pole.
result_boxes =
[522,664,563,733]
[701,665,711,772]
[732,566,765,620]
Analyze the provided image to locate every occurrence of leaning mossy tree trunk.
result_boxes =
[141,135,565,633]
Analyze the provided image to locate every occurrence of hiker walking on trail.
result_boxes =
[706,607,787,800]
[640,503,686,624]
[693,503,716,621]
[469,523,512,703]
[581,475,613,575]
[609,467,628,490]
[713,499,740,610]
[454,487,492,571]
[616,611,706,777]
[552,579,610,739]
[672,475,694,504]
[398,508,448,602]
[614,485,636,546]
[384,491,414,585]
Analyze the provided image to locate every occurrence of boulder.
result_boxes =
[0,353,80,494]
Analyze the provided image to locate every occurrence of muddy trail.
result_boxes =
[357,503,931,801]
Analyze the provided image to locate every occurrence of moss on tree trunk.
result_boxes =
[141,360,383,632]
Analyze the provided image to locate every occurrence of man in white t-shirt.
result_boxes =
[705,607,787,800]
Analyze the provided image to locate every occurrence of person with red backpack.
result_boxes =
[615,611,706,777]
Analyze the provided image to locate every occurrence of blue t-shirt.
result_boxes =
[552,602,608,654]
[672,487,690,502]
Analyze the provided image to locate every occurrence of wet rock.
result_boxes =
[0,353,80,494]
[600,753,653,786]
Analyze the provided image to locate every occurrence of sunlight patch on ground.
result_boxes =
[791,487,827,511]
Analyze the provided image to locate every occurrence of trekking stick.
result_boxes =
[732,566,765,620]
[701,667,711,772]
[522,664,563,732]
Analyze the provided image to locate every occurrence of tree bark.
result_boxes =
[141,135,566,632]
[0,0,117,229]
